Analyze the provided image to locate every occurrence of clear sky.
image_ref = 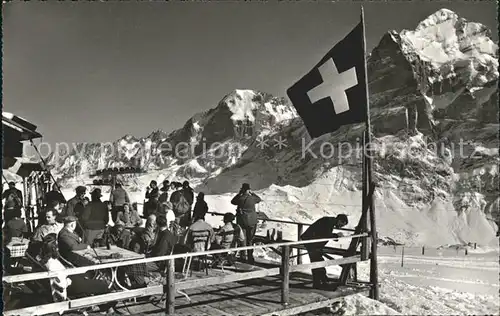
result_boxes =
[3,1,497,147]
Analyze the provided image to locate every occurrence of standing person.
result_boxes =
[169,181,194,233]
[44,184,66,208]
[80,189,109,245]
[109,182,130,223]
[144,191,160,218]
[231,183,261,264]
[145,181,159,202]
[192,192,209,221]
[300,215,348,289]
[2,182,23,222]
[62,186,87,218]
[159,180,170,204]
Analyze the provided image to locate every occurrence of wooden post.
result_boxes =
[297,224,303,265]
[422,246,425,255]
[465,248,468,256]
[165,259,175,315]
[401,246,404,267]
[281,245,290,305]
[474,243,477,249]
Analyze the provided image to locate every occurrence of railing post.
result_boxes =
[297,224,303,265]
[165,258,175,315]
[281,245,290,305]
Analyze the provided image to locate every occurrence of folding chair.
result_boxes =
[182,230,211,278]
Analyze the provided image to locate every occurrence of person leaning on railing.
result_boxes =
[300,214,348,290]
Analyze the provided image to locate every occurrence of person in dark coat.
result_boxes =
[44,184,66,207]
[80,189,109,245]
[150,216,177,272]
[144,190,160,218]
[192,192,208,221]
[231,183,262,264]
[300,214,348,289]
[145,180,159,202]
[159,180,170,204]
[62,186,87,218]
[3,208,28,242]
[2,182,23,222]
[57,216,90,259]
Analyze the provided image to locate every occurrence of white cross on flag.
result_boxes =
[287,21,368,138]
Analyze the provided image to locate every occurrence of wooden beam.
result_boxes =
[290,255,361,273]
[259,287,370,316]
[4,286,164,316]
[281,245,290,305]
[208,211,356,232]
[176,267,281,290]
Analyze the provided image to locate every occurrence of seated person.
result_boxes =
[121,238,149,290]
[3,208,28,242]
[115,203,142,228]
[32,209,64,242]
[183,216,215,253]
[57,216,90,259]
[40,234,118,313]
[37,200,64,227]
[211,213,245,265]
[142,214,158,251]
[149,216,177,272]
[108,222,132,249]
[213,213,245,249]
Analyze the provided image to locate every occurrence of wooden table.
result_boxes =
[68,245,144,291]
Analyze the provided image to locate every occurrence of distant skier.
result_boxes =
[231,183,261,264]
[300,215,348,289]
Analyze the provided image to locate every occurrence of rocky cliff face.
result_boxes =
[48,9,498,245]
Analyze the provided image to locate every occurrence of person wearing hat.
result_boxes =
[80,188,109,245]
[58,216,91,259]
[2,182,23,222]
[214,213,245,250]
[62,186,87,219]
[300,214,349,289]
[109,182,131,223]
[231,183,262,264]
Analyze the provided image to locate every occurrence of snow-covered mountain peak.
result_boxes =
[221,89,259,122]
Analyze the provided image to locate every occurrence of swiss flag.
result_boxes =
[287,21,368,139]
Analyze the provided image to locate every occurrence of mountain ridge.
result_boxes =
[40,8,499,246]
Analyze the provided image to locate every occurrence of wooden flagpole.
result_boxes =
[361,5,379,300]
